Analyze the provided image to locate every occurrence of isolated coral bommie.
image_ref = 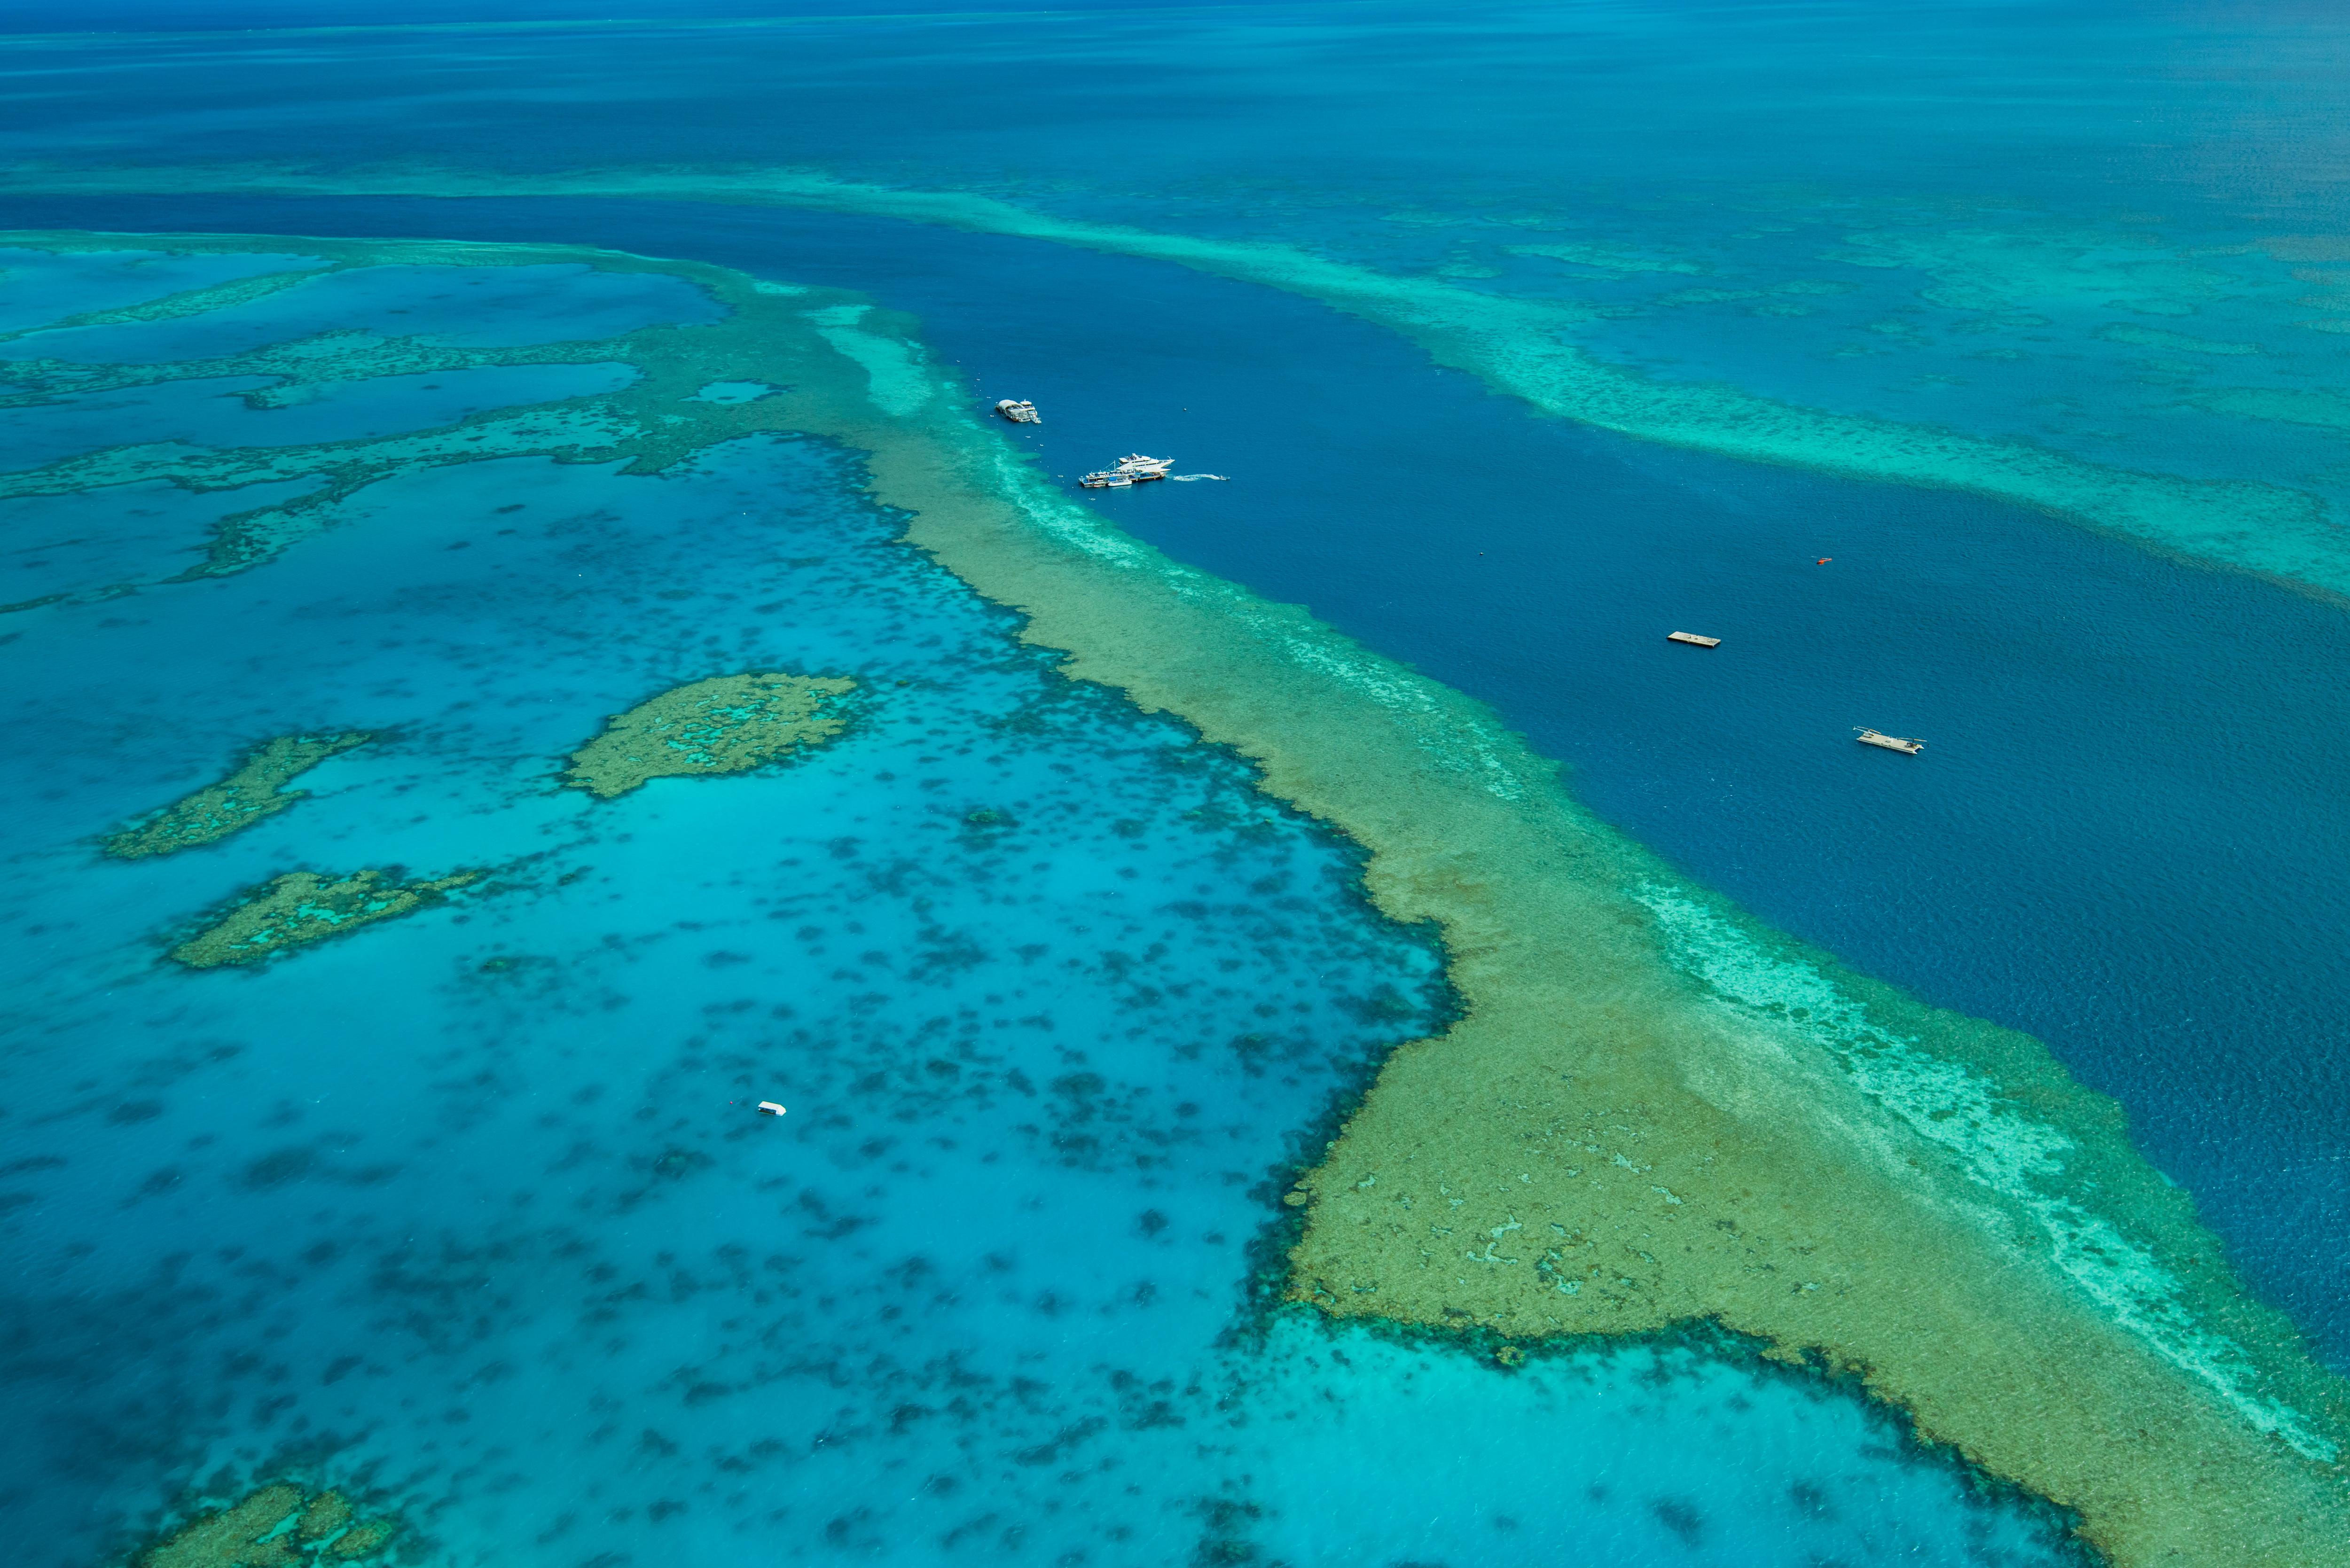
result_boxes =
[564,671,856,799]
[139,1484,395,1568]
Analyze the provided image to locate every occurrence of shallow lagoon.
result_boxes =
[0,245,2086,1566]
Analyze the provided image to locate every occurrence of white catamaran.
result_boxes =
[1855,727,1925,755]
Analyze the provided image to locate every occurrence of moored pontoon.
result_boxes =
[1855,727,1924,755]
[995,398,1042,424]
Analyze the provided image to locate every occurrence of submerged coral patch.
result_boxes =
[104,732,370,858]
[139,1484,395,1567]
[564,671,856,798]
[0,239,870,603]
[171,867,477,968]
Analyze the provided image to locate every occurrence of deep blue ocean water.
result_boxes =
[1,1,2346,1561]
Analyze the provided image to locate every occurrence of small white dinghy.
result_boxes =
[995,398,1042,424]
[1855,727,1925,755]
[756,1100,788,1116]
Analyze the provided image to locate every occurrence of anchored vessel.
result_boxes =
[995,398,1042,424]
[1855,727,1925,755]
[1081,452,1175,487]
[1666,632,1722,647]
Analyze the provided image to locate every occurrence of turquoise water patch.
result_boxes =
[0,243,2092,1568]
[1228,1318,2073,1565]
[0,423,2075,1568]
[0,361,634,470]
[0,243,324,332]
[0,261,721,364]
[2096,323,2263,354]
[688,379,777,402]
[0,473,322,606]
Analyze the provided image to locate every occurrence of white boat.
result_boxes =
[995,398,1042,424]
[1855,727,1924,755]
[1079,453,1175,489]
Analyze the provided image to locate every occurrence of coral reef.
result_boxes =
[171,867,477,968]
[564,671,855,799]
[808,281,2350,1565]
[12,223,2339,1568]
[104,733,371,858]
[139,1484,395,1567]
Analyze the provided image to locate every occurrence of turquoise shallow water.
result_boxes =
[17,186,2342,1369]
[1,0,2347,1559]
[0,362,634,470]
[0,254,2082,1565]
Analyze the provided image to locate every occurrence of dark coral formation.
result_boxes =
[171,867,477,968]
[564,671,856,799]
[140,1484,395,1567]
[104,733,371,859]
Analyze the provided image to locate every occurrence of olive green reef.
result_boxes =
[103,733,372,859]
[15,228,2341,1567]
[139,1483,395,1568]
[564,671,857,798]
[171,868,479,969]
